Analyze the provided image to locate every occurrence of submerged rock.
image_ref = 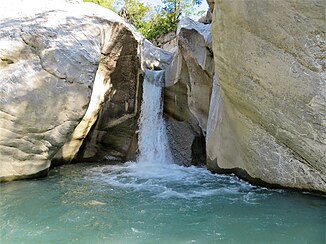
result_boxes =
[208,0,326,192]
[87,200,106,206]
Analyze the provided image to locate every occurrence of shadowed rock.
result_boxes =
[164,17,213,166]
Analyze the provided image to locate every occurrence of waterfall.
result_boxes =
[137,70,173,165]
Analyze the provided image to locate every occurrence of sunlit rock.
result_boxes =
[152,31,177,53]
[208,0,326,192]
[140,40,173,71]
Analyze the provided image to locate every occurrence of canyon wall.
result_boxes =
[207,0,325,192]
[164,0,325,192]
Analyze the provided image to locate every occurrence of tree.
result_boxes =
[141,12,176,40]
[161,0,202,25]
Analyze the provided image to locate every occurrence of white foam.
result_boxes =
[88,161,259,201]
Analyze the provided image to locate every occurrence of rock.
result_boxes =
[0,1,151,181]
[166,17,214,133]
[152,31,178,53]
[75,115,139,163]
[87,200,106,206]
[0,0,82,19]
[166,117,206,166]
[208,0,326,192]
[140,40,174,70]
[52,6,143,164]
[0,7,95,181]
[164,17,214,165]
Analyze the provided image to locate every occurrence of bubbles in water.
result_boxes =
[88,162,261,202]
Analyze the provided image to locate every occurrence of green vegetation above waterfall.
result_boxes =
[83,0,202,39]
[84,0,115,9]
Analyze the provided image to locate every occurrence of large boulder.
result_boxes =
[0,3,97,181]
[208,0,326,192]
[0,1,166,181]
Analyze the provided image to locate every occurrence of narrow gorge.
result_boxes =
[0,0,325,243]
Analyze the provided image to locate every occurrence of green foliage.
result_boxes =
[84,0,203,40]
[119,0,150,31]
[137,0,203,40]
[83,0,114,10]
[118,0,171,40]
[161,0,203,23]
[140,13,176,40]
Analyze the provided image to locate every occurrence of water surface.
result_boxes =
[1,162,325,244]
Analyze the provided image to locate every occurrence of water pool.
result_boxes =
[0,162,325,244]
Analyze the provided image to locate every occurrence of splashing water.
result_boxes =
[93,69,253,200]
[137,70,173,165]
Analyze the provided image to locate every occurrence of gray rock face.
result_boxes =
[165,0,325,192]
[208,0,326,192]
[164,17,213,166]
[73,37,142,163]
[0,2,145,181]
[140,40,174,71]
[166,117,206,166]
[153,32,177,53]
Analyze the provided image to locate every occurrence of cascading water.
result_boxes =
[137,70,173,165]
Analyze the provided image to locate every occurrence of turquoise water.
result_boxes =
[0,162,325,244]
